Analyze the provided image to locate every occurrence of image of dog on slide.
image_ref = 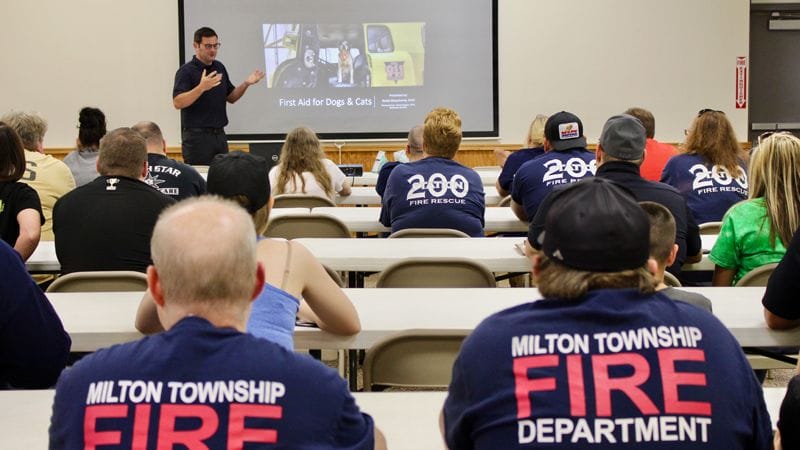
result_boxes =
[337,40,354,85]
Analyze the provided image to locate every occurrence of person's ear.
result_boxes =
[595,146,605,164]
[531,253,543,280]
[646,257,659,276]
[667,244,678,266]
[249,262,266,303]
[141,161,149,179]
[147,265,166,307]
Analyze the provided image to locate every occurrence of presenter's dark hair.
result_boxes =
[0,122,26,182]
[194,27,218,43]
[78,107,107,150]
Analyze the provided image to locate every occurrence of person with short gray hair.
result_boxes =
[2,110,75,240]
[50,197,386,449]
[53,127,175,274]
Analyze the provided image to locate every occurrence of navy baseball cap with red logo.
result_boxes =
[544,111,587,151]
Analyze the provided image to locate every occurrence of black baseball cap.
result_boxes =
[544,111,587,151]
[207,151,270,213]
[532,177,650,272]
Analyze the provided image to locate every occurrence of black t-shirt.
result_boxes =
[53,176,175,274]
[146,154,207,201]
[762,228,800,320]
[0,182,44,248]
[173,56,235,128]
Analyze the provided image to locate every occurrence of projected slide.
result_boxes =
[180,0,496,139]
[263,23,425,89]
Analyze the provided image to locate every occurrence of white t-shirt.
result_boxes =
[269,159,346,201]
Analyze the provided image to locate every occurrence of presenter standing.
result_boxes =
[173,27,265,165]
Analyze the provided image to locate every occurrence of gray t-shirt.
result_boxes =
[63,148,99,187]
[661,287,713,312]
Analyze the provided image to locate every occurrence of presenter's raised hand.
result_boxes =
[198,69,223,92]
[246,69,266,86]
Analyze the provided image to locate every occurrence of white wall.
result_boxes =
[4,0,749,147]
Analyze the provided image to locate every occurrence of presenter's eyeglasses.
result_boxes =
[202,43,221,50]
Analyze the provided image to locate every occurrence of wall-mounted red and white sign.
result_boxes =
[735,57,747,109]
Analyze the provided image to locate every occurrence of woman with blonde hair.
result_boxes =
[710,132,800,286]
[269,126,351,201]
[494,114,548,197]
[661,109,748,224]
[137,151,360,350]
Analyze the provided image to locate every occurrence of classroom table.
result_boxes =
[336,186,505,206]
[47,287,797,353]
[312,206,527,233]
[0,388,785,450]
[25,208,312,274]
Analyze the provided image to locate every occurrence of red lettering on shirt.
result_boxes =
[514,355,558,418]
[592,353,659,416]
[132,404,151,450]
[84,405,128,449]
[658,348,712,415]
[156,404,218,450]
[227,404,283,448]
[566,355,586,416]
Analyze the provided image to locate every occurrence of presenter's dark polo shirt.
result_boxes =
[53,176,175,274]
[173,56,235,129]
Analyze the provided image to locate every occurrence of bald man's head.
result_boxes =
[131,121,166,155]
[150,197,258,309]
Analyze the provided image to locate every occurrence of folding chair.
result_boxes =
[46,271,148,292]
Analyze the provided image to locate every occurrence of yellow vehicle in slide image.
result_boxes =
[265,23,425,88]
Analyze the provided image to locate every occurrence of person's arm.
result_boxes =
[226,70,265,104]
[135,291,165,334]
[684,208,703,264]
[764,309,800,330]
[0,242,70,388]
[173,69,223,109]
[712,265,737,286]
[14,208,41,261]
[495,179,510,198]
[338,178,352,196]
[373,427,387,450]
[293,242,360,335]
[510,199,528,222]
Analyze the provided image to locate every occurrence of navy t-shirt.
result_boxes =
[50,317,375,449]
[443,289,772,450]
[375,160,401,197]
[379,157,485,236]
[498,147,545,193]
[511,148,596,219]
[146,154,207,201]
[173,56,236,128]
[762,227,800,321]
[660,154,748,224]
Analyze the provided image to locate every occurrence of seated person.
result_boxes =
[132,121,206,201]
[0,122,43,261]
[63,107,105,187]
[51,197,384,449]
[136,151,360,351]
[53,128,175,274]
[495,114,548,197]
[775,374,800,450]
[2,110,75,241]
[380,108,485,237]
[442,178,771,449]
[375,125,424,197]
[269,127,351,202]
[710,132,800,285]
[510,111,596,221]
[0,239,70,388]
[762,226,800,329]
[640,201,712,311]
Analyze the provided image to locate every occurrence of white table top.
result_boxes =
[0,388,784,450]
[351,169,500,187]
[312,207,527,233]
[296,236,528,272]
[337,186,504,206]
[25,208,312,274]
[47,286,798,352]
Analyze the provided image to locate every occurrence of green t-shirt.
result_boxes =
[709,198,787,285]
